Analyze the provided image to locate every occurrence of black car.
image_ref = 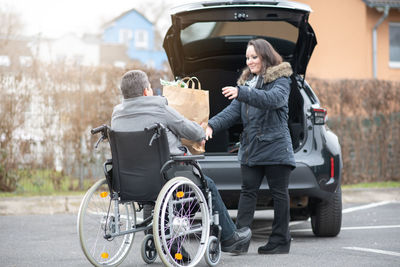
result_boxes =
[163,0,342,237]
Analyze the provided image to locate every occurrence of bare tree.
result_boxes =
[0,7,28,191]
[0,6,24,48]
[0,74,31,191]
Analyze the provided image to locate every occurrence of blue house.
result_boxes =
[101,9,167,69]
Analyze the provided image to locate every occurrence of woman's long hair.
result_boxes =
[238,39,283,83]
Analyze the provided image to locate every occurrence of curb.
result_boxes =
[0,195,83,216]
[342,187,400,204]
[1,188,399,216]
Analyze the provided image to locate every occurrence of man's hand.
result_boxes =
[201,122,213,140]
[222,86,238,100]
[205,125,213,140]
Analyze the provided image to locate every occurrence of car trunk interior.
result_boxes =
[176,29,306,153]
[188,68,306,154]
[167,19,310,154]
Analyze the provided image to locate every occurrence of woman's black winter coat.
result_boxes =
[208,62,296,168]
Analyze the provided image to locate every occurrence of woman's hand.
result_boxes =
[222,86,238,100]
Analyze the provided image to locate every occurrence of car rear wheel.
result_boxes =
[311,187,342,237]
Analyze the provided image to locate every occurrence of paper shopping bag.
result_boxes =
[163,77,209,154]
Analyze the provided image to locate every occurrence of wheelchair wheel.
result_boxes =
[153,177,210,267]
[77,178,136,267]
[141,234,157,264]
[204,236,221,267]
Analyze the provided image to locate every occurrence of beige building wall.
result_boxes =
[300,0,400,81]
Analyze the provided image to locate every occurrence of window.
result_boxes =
[135,30,149,49]
[119,29,132,45]
[19,56,32,67]
[0,55,10,66]
[180,21,298,60]
[180,22,217,44]
[146,59,155,68]
[114,61,126,68]
[180,21,298,45]
[389,23,400,68]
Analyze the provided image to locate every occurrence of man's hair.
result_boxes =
[120,70,150,99]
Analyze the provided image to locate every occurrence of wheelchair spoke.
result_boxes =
[78,178,136,267]
[154,177,210,267]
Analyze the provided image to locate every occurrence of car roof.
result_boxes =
[170,0,312,15]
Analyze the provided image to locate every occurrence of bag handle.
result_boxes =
[182,76,202,90]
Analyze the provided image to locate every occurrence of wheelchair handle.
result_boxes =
[145,123,166,146]
[91,125,109,149]
[91,125,107,135]
[145,123,165,132]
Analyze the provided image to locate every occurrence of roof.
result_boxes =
[363,0,400,8]
[102,8,152,29]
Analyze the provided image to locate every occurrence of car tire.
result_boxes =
[311,187,342,237]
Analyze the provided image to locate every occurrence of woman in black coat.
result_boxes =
[206,39,295,254]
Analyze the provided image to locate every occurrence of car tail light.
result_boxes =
[311,107,327,125]
[330,157,334,178]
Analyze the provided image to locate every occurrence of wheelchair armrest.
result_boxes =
[160,156,208,191]
[171,155,205,161]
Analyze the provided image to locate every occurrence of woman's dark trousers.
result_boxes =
[237,164,292,245]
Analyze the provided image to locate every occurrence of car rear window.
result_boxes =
[181,21,298,45]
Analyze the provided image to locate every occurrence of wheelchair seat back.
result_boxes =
[109,127,170,202]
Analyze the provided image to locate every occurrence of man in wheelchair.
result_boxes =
[111,70,252,259]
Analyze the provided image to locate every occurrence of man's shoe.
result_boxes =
[231,239,250,254]
[258,241,290,254]
[221,227,252,253]
[170,241,191,263]
[231,227,251,254]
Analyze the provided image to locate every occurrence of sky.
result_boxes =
[1,0,195,38]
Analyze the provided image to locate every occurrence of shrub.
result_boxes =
[308,78,400,184]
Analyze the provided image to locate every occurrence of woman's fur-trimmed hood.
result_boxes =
[237,62,293,85]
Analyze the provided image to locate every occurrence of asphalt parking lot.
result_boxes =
[1,189,400,267]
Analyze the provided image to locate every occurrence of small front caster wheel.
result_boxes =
[141,234,157,264]
[205,236,221,266]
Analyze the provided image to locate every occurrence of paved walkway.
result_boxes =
[0,188,399,215]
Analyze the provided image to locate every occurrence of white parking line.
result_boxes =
[254,201,397,234]
[342,201,394,214]
[291,224,400,232]
[339,225,400,230]
[343,247,400,257]
[253,220,310,233]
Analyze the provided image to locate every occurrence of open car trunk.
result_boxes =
[186,69,306,154]
[163,0,316,154]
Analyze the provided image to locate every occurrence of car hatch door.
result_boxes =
[293,17,317,75]
[163,2,318,76]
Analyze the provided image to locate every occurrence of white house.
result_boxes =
[31,33,101,66]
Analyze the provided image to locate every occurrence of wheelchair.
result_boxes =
[77,123,222,267]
